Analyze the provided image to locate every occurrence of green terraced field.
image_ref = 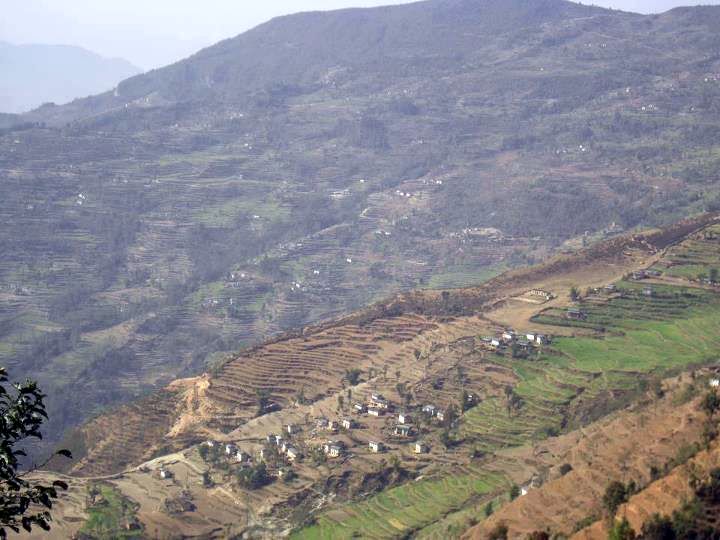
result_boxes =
[656,225,720,280]
[292,470,506,540]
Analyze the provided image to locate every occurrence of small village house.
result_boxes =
[159,468,173,480]
[368,407,382,417]
[353,402,366,413]
[566,308,587,321]
[422,404,437,416]
[398,412,410,424]
[225,443,237,456]
[342,418,356,430]
[370,393,389,409]
[394,424,412,437]
[414,442,429,454]
[369,441,384,453]
[286,447,301,462]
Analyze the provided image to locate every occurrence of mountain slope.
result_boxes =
[2,0,720,455]
[0,42,141,114]
[34,213,720,539]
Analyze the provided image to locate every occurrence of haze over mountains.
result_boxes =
[0,41,141,113]
[2,0,720,461]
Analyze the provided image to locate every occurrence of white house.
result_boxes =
[235,451,250,463]
[414,442,429,454]
[368,407,382,417]
[353,403,366,413]
[398,412,410,424]
[369,441,384,453]
[286,424,297,435]
[491,339,501,348]
[159,468,173,480]
[225,443,237,456]
[436,410,446,422]
[370,393,389,409]
[710,379,720,388]
[394,425,412,437]
[422,404,437,416]
[342,418,355,430]
[286,447,301,462]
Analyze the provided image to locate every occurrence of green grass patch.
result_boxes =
[79,483,143,539]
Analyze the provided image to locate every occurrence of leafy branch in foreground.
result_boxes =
[0,367,72,537]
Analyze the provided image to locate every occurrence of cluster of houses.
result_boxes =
[482,329,551,350]
[263,430,302,462]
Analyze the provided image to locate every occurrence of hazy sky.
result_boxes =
[2,0,719,70]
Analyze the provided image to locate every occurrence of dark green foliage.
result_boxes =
[608,518,636,540]
[236,462,271,490]
[509,484,521,501]
[344,369,363,386]
[603,481,630,517]
[0,368,71,537]
[700,391,720,419]
[488,523,509,540]
[641,515,675,540]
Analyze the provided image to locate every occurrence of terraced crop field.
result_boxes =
[292,469,506,540]
[293,240,720,539]
[653,225,720,281]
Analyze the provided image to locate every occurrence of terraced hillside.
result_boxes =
[4,0,720,453]
[26,215,719,539]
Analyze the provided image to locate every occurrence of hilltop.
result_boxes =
[26,213,720,539]
[0,41,141,114]
[3,0,720,456]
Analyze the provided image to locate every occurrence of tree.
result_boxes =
[255,389,270,416]
[569,286,580,302]
[0,368,72,537]
[488,523,508,540]
[710,268,719,283]
[608,518,636,540]
[484,501,494,517]
[344,369,362,386]
[701,390,720,419]
[603,481,629,516]
[509,484,521,501]
[337,395,344,411]
[640,514,674,540]
[527,532,549,540]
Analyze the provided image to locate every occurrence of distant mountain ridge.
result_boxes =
[22,0,609,123]
[0,41,141,114]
